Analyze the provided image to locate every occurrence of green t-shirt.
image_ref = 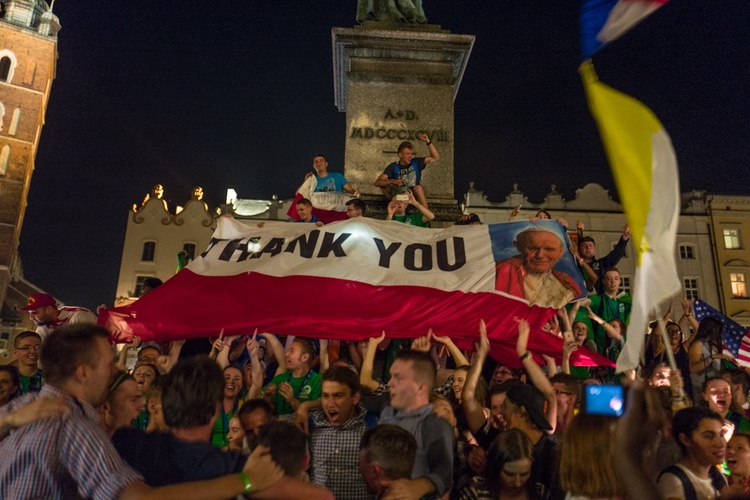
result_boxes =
[265,370,322,416]
[19,370,43,395]
[393,213,427,227]
[573,293,632,353]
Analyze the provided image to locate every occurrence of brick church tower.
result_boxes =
[0,0,59,354]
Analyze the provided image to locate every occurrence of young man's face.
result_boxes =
[397,147,414,165]
[703,378,732,416]
[387,359,421,411]
[285,341,309,371]
[312,156,327,174]
[603,271,621,294]
[13,336,41,368]
[88,337,118,407]
[346,204,362,218]
[137,347,160,367]
[28,306,56,326]
[110,379,145,430]
[239,408,272,442]
[680,417,726,467]
[578,241,596,259]
[297,204,313,221]
[492,365,515,384]
[490,393,507,430]
[552,382,576,415]
[322,380,360,427]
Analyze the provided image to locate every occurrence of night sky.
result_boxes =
[19,1,750,310]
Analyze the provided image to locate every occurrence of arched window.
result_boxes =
[0,51,17,83]
[0,57,10,82]
[141,241,156,262]
[0,145,10,176]
[8,108,19,136]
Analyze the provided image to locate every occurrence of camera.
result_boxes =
[396,194,409,202]
[583,384,625,417]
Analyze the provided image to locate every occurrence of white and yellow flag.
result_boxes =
[580,60,682,372]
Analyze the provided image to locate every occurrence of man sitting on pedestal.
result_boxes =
[375,133,438,208]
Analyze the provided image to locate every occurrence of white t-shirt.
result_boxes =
[36,306,97,340]
[657,464,719,499]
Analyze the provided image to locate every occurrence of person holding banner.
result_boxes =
[308,154,359,197]
[494,227,582,309]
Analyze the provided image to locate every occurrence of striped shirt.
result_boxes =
[0,385,142,499]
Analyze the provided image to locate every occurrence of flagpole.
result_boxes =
[654,304,685,399]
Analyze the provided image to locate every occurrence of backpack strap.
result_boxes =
[658,465,697,500]
[709,465,728,492]
[411,159,421,183]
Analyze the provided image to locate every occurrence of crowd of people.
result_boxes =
[0,138,747,499]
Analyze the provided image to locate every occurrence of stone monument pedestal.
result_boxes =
[333,22,474,224]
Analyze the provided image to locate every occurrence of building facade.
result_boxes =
[0,1,60,359]
[707,194,750,327]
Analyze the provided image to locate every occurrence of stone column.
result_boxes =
[333,22,474,222]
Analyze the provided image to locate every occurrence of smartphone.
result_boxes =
[583,384,625,417]
[563,330,575,344]
[396,194,409,202]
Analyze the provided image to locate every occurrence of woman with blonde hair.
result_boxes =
[560,413,623,499]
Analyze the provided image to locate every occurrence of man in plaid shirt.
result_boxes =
[309,366,371,499]
[0,324,282,499]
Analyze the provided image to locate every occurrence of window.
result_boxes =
[183,243,196,261]
[0,57,10,82]
[724,228,742,250]
[141,241,156,262]
[133,275,151,297]
[684,278,700,299]
[731,273,748,299]
[0,144,9,176]
[9,108,20,136]
[619,275,632,295]
[679,244,695,259]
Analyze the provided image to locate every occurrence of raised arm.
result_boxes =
[517,319,557,434]
[407,190,435,221]
[680,297,700,346]
[463,320,490,434]
[246,332,264,400]
[418,133,440,164]
[431,331,469,367]
[318,338,330,374]
[260,333,287,377]
[360,331,386,392]
[215,335,239,370]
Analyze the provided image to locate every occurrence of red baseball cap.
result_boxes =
[20,293,57,311]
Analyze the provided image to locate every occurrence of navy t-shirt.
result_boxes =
[112,428,245,486]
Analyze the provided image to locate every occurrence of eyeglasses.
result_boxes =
[138,355,159,363]
[554,389,574,396]
[16,345,41,352]
[667,329,682,336]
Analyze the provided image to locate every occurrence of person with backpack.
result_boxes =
[657,407,728,499]
[374,133,439,208]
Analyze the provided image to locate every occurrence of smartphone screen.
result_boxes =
[583,384,624,417]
